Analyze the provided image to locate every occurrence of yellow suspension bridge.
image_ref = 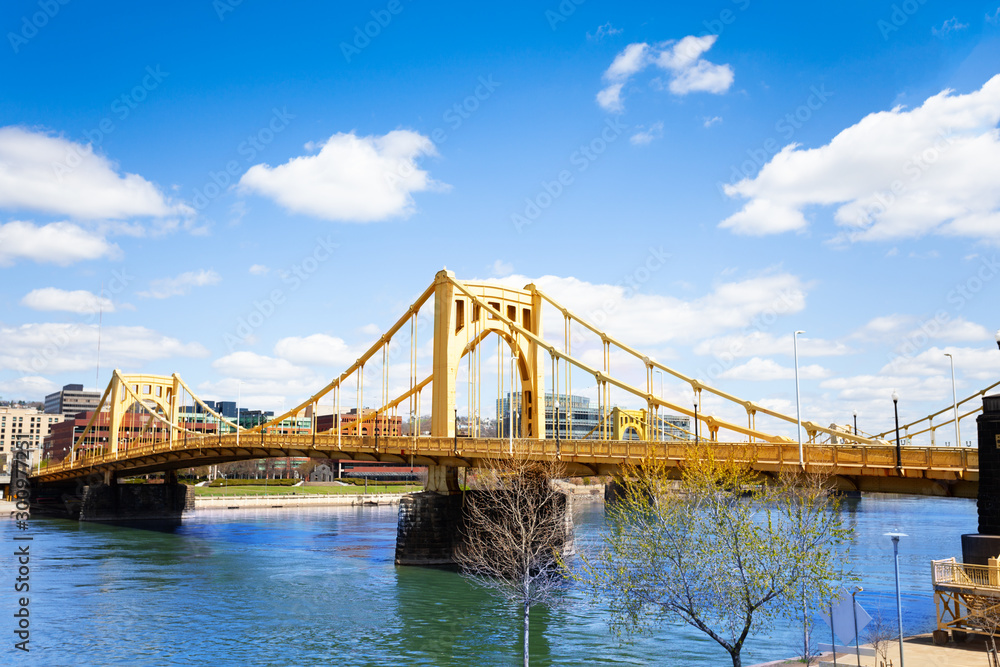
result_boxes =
[33,270,990,498]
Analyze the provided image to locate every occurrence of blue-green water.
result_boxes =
[1,494,976,666]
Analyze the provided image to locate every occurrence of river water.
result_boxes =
[2,493,976,666]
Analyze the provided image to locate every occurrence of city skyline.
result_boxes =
[2,2,999,442]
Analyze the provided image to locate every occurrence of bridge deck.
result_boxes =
[33,434,978,497]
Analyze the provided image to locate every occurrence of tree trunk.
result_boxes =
[730,650,741,667]
[523,599,530,667]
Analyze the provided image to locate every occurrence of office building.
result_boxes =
[44,383,101,415]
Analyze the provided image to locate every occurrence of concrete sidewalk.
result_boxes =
[755,632,994,667]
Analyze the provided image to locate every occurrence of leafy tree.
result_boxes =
[580,446,853,667]
[455,455,570,667]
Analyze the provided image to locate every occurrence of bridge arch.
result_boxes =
[432,270,544,438]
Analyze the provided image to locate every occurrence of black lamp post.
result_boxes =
[892,390,902,470]
[555,400,561,453]
[853,409,858,437]
[693,393,699,444]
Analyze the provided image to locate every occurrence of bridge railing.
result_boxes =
[38,433,979,480]
[933,557,1000,589]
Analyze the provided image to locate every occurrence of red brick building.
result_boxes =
[43,411,218,463]
[316,408,402,437]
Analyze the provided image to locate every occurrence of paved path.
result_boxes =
[754,633,994,667]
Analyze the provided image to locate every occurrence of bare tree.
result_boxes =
[455,455,571,667]
[863,598,896,667]
[967,594,1000,666]
[579,446,853,667]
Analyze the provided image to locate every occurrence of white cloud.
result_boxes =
[493,270,807,347]
[882,346,1000,383]
[0,375,58,400]
[932,17,969,36]
[720,75,1000,243]
[588,23,623,41]
[239,130,447,222]
[718,357,830,381]
[597,37,733,112]
[138,269,221,299]
[605,42,650,81]
[694,332,852,358]
[212,351,310,382]
[630,122,664,145]
[0,221,120,266]
[703,116,723,128]
[596,83,626,113]
[273,334,359,368]
[0,126,190,220]
[852,314,990,343]
[655,36,734,95]
[249,264,270,275]
[491,259,514,277]
[21,288,115,314]
[0,323,207,374]
[988,8,1000,25]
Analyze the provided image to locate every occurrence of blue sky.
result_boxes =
[1,0,999,443]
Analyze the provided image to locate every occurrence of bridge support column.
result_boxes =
[962,394,1000,564]
[424,465,460,494]
[395,476,574,568]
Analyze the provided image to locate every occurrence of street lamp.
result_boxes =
[654,370,664,440]
[236,380,242,447]
[853,409,858,437]
[851,586,863,667]
[892,390,902,469]
[794,330,805,468]
[555,400,561,452]
[509,353,515,455]
[944,353,960,448]
[693,392,699,444]
[885,532,908,667]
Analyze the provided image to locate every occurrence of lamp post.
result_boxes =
[654,369,664,440]
[851,586,863,667]
[794,330,805,468]
[944,353,960,448]
[509,353,515,455]
[892,390,902,469]
[693,393,699,444]
[236,380,241,448]
[555,400,560,453]
[885,532,908,667]
[853,409,858,437]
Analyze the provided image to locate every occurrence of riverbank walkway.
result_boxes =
[755,632,994,666]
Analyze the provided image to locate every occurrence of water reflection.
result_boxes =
[2,494,978,666]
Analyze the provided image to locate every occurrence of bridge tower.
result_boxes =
[430,270,545,439]
[104,373,183,456]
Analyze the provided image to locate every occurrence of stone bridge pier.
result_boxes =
[962,394,1000,564]
[394,465,573,567]
[31,472,194,525]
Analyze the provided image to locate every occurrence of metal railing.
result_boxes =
[36,432,979,482]
[932,558,1000,589]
